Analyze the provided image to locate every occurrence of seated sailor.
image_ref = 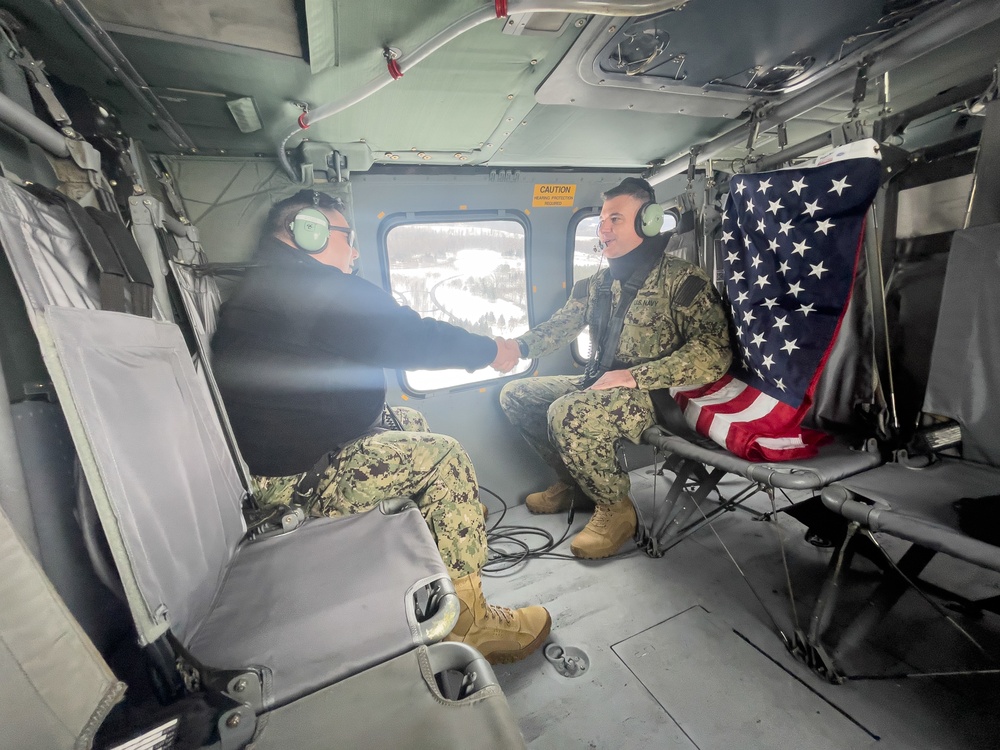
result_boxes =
[211,190,551,664]
[495,178,732,559]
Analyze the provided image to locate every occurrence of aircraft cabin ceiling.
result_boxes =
[2,0,1000,179]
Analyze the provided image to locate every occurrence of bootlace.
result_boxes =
[487,604,516,624]
[478,591,515,623]
[590,503,615,530]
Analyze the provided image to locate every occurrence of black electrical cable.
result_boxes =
[479,484,641,574]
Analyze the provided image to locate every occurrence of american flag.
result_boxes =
[672,141,881,461]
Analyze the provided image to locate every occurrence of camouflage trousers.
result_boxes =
[254,407,487,577]
[499,376,657,505]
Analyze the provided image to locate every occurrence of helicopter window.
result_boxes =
[383,215,531,392]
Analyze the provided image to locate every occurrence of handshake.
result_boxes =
[491,337,523,373]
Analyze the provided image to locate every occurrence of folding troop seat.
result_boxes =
[805,222,1000,680]
[637,140,885,558]
[0,175,525,748]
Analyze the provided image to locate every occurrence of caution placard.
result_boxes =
[532,183,576,207]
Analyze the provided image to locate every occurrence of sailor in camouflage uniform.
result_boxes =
[498,178,731,559]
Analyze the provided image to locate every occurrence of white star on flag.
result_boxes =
[829,176,851,195]
[808,261,828,279]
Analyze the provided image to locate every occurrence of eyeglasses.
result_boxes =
[329,226,356,247]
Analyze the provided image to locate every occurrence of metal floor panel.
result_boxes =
[615,605,877,749]
[485,467,1000,750]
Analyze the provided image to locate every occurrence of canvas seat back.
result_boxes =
[920,223,1000,467]
[0,176,247,645]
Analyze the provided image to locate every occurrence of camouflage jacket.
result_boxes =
[519,251,732,390]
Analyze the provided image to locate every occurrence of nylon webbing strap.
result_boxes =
[291,452,335,514]
[152,157,190,222]
[87,207,155,318]
[23,184,129,313]
[582,250,663,386]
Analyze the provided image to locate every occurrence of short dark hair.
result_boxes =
[264,189,347,236]
[602,177,655,205]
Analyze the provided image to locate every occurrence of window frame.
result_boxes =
[377,208,535,395]
[566,207,601,365]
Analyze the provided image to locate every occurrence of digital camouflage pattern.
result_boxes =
[254,406,487,576]
[503,254,731,505]
[518,254,731,388]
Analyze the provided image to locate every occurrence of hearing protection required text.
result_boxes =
[532,183,576,207]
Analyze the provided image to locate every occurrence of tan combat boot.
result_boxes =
[570,497,637,559]
[445,573,552,664]
[524,481,594,514]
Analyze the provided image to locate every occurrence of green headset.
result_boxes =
[632,179,665,237]
[289,206,333,254]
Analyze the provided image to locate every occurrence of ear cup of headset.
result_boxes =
[289,207,330,253]
[635,201,665,237]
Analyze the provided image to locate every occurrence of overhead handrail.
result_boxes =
[51,0,196,153]
[278,0,689,180]
[645,0,1000,187]
[0,90,70,158]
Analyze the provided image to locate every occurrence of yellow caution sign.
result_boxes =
[532,183,576,207]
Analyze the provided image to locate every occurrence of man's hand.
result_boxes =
[491,337,521,373]
[587,369,637,390]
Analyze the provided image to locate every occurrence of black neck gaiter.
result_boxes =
[606,236,664,281]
